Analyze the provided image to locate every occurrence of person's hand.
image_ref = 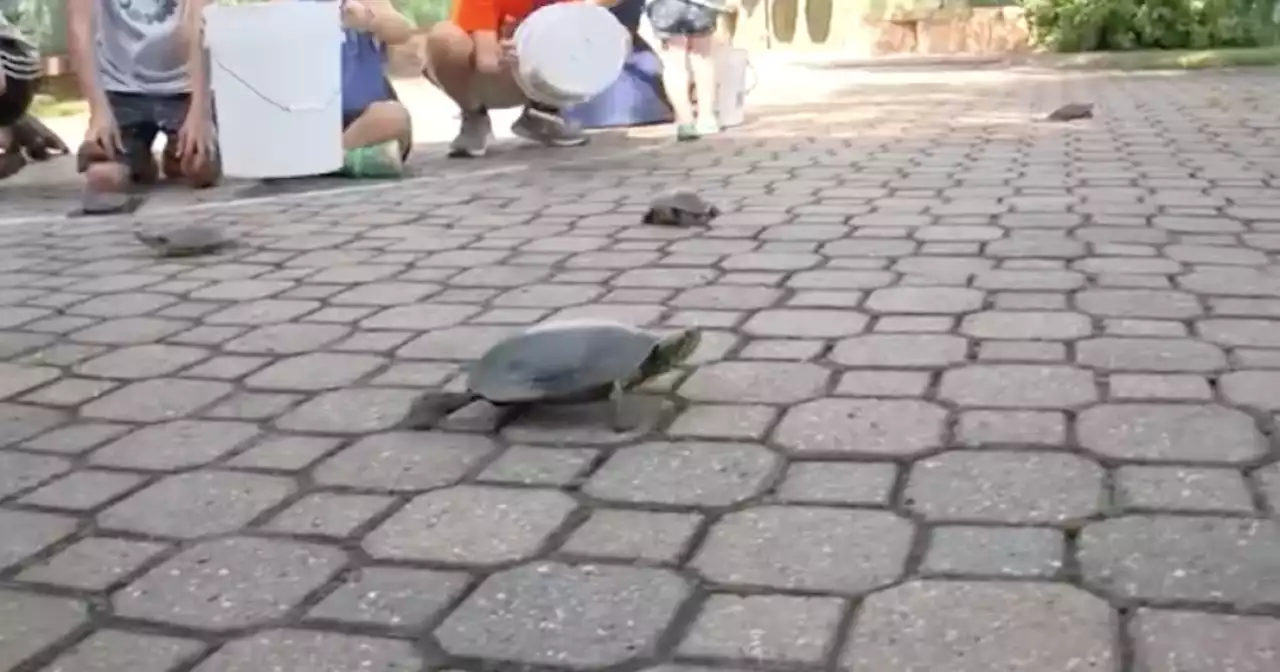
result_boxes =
[475,44,503,75]
[174,110,213,174]
[85,108,123,160]
[340,0,374,30]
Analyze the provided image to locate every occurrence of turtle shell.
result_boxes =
[467,319,661,403]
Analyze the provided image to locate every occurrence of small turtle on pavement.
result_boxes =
[135,224,237,258]
[643,189,721,227]
[1045,103,1094,122]
[400,319,701,432]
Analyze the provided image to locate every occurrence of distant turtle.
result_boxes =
[135,224,237,258]
[400,319,702,432]
[642,189,721,227]
[1045,103,1094,122]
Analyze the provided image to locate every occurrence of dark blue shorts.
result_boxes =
[75,91,202,178]
[646,0,719,38]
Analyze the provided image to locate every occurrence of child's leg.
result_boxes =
[657,36,693,126]
[687,33,719,132]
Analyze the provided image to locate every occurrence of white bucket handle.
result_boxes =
[209,54,342,113]
[743,57,758,96]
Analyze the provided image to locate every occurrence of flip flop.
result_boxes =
[70,190,145,217]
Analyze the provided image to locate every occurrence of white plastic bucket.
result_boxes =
[714,45,753,129]
[512,3,629,108]
[203,3,345,179]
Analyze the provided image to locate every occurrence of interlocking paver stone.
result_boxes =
[583,441,779,506]
[308,566,471,628]
[1079,516,1280,605]
[114,537,345,630]
[98,471,294,538]
[364,485,576,564]
[679,594,845,664]
[1115,466,1255,513]
[87,419,260,470]
[693,506,912,594]
[680,361,829,403]
[191,629,419,672]
[1077,404,1266,462]
[775,399,945,456]
[0,590,87,670]
[40,630,206,672]
[436,562,690,668]
[17,537,167,590]
[1076,337,1228,372]
[842,581,1114,671]
[0,509,79,571]
[312,431,495,490]
[921,526,1064,577]
[1130,609,1280,672]
[829,334,968,367]
[905,450,1103,523]
[939,365,1097,407]
[0,450,69,498]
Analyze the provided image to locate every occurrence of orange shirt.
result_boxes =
[452,0,574,34]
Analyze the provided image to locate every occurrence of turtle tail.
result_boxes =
[399,392,476,431]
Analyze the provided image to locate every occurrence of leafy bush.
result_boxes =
[1019,0,1280,51]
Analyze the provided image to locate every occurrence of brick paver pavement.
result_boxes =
[2,64,1280,671]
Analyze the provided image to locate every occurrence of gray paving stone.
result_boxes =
[1079,516,1280,606]
[692,506,913,594]
[957,410,1066,446]
[834,370,932,396]
[191,629,420,672]
[0,590,87,670]
[864,286,985,314]
[1130,608,1280,672]
[0,450,70,498]
[476,446,597,486]
[273,387,421,433]
[775,398,946,456]
[87,419,260,470]
[17,537,167,590]
[1077,404,1266,462]
[308,566,470,628]
[74,344,210,379]
[1219,370,1280,410]
[921,526,1064,577]
[668,404,778,440]
[829,334,968,367]
[679,594,845,664]
[680,361,829,403]
[224,435,341,471]
[78,378,233,422]
[18,422,127,455]
[364,485,575,564]
[114,537,345,630]
[841,581,1114,671]
[20,377,118,406]
[264,492,394,538]
[70,317,191,344]
[741,309,870,337]
[39,629,205,672]
[775,462,897,506]
[202,299,320,326]
[583,441,779,506]
[0,509,79,572]
[1076,289,1203,319]
[559,509,702,563]
[1076,337,1227,372]
[939,365,1098,408]
[435,561,690,668]
[313,431,495,490]
[906,450,1103,523]
[1115,466,1255,513]
[1258,463,1280,515]
[98,470,294,538]
[1109,373,1213,400]
[245,353,386,391]
[18,470,144,510]
[0,362,61,400]
[221,323,351,355]
[960,311,1092,340]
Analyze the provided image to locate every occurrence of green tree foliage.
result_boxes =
[1019,0,1280,51]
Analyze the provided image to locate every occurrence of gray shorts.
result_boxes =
[646,0,719,38]
[77,91,218,179]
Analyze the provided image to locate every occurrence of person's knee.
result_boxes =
[364,100,411,130]
[425,21,475,68]
[82,158,129,192]
[182,155,220,189]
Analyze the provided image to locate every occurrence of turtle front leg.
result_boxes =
[399,392,477,431]
[608,381,640,433]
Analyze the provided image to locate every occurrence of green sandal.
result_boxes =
[341,141,404,178]
[676,124,700,142]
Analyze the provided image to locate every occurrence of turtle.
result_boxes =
[399,319,702,432]
[134,224,238,258]
[642,189,721,227]
[1044,103,1094,122]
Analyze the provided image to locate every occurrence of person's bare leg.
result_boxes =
[687,34,718,133]
[342,99,411,151]
[424,21,481,112]
[658,36,694,127]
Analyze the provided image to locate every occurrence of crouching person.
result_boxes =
[67,0,219,214]
[425,0,614,158]
[330,0,415,177]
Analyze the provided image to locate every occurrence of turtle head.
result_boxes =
[630,329,701,388]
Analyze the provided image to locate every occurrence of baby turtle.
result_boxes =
[643,189,721,227]
[1045,103,1094,122]
[400,319,702,432]
[135,224,237,258]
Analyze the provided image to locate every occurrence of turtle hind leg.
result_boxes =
[608,381,641,433]
[399,392,477,431]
